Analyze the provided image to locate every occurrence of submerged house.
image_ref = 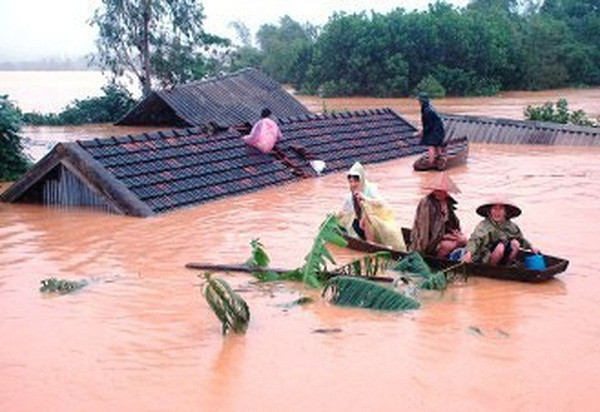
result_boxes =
[2,109,434,217]
[442,114,600,146]
[116,68,311,128]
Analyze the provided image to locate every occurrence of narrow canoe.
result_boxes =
[342,228,569,282]
[413,136,469,171]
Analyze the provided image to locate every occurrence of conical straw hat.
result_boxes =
[476,195,522,219]
[422,172,460,194]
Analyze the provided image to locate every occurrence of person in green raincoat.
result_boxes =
[463,196,540,265]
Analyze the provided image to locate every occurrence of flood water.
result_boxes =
[1,72,600,410]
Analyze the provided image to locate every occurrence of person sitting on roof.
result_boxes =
[336,162,405,251]
[413,92,445,167]
[242,108,282,153]
[462,196,539,265]
[410,172,467,258]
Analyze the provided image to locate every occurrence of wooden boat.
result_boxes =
[342,228,569,282]
[413,136,468,171]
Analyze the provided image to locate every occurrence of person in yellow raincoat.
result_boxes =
[336,162,405,251]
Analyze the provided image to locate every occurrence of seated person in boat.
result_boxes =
[337,162,405,251]
[410,172,467,258]
[242,108,282,153]
[462,196,539,265]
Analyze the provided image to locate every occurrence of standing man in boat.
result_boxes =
[409,173,467,258]
[462,196,539,265]
[414,92,446,167]
[337,162,405,251]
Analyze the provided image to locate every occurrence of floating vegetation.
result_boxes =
[249,215,349,287]
[333,251,393,278]
[323,276,420,311]
[193,217,468,333]
[246,238,270,268]
[278,296,314,310]
[467,325,484,336]
[245,238,284,282]
[392,252,448,291]
[312,328,343,334]
[202,273,250,335]
[289,296,313,306]
[39,278,88,294]
[299,214,348,288]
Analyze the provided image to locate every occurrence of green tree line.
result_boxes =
[0,96,30,181]
[229,0,599,97]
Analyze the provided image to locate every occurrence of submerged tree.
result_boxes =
[0,96,30,181]
[90,0,228,96]
[524,98,596,126]
[256,16,317,85]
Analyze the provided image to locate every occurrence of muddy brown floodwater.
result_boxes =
[1,89,600,411]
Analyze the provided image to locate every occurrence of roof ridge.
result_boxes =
[75,125,240,148]
[278,107,397,124]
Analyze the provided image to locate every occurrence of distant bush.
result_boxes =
[469,77,501,96]
[319,79,357,97]
[0,95,30,181]
[433,66,501,97]
[22,83,136,126]
[413,75,446,98]
[524,98,597,127]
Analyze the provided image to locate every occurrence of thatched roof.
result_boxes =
[116,68,311,127]
[2,108,435,217]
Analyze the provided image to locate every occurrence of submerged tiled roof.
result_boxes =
[77,128,297,214]
[117,68,311,127]
[276,108,421,176]
[442,113,600,145]
[2,108,431,216]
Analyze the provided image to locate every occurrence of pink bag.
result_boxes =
[242,118,281,153]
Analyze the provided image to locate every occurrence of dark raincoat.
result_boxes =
[420,102,445,147]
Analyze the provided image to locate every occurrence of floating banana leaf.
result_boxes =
[323,276,420,311]
[392,252,433,276]
[391,252,448,291]
[300,214,348,288]
[418,272,448,290]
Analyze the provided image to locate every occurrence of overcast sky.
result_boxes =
[0,0,470,61]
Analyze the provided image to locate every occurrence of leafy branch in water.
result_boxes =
[246,238,270,268]
[323,276,420,311]
[202,273,250,335]
[245,215,348,288]
[332,251,393,278]
[39,278,88,294]
[299,214,347,288]
[246,238,280,281]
